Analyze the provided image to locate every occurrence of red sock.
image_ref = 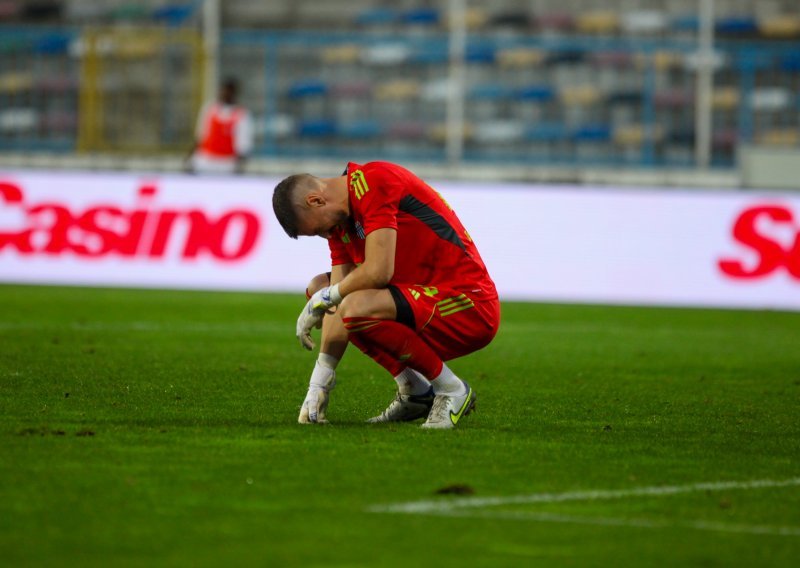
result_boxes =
[343,317,444,379]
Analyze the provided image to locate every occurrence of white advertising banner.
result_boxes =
[1,170,799,311]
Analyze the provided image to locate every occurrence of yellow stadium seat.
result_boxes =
[497,47,545,68]
[758,16,800,38]
[0,72,34,94]
[576,12,619,34]
[560,85,603,106]
[614,124,664,146]
[374,79,420,101]
[756,128,800,146]
[712,87,740,110]
[321,44,360,64]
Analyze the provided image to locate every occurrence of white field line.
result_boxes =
[428,510,800,537]
[367,477,800,514]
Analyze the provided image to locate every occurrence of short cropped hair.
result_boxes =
[272,174,316,239]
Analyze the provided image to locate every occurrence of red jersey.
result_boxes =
[199,103,244,157]
[328,162,497,300]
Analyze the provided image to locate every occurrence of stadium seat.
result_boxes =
[781,53,800,72]
[524,123,569,143]
[0,72,34,94]
[374,79,420,101]
[401,8,440,27]
[355,7,396,27]
[151,3,196,26]
[465,44,496,64]
[298,119,337,137]
[751,88,791,111]
[535,12,574,32]
[516,85,556,103]
[387,121,426,140]
[622,11,668,35]
[462,7,489,30]
[0,1,20,21]
[716,17,758,36]
[339,120,382,139]
[591,51,633,69]
[260,114,295,138]
[33,32,71,55]
[321,44,360,65]
[572,124,612,143]
[712,87,739,111]
[712,128,738,150]
[0,108,38,133]
[756,128,800,146]
[429,122,474,143]
[655,89,693,109]
[497,47,545,68]
[671,14,699,33]
[360,43,410,65]
[576,12,619,35]
[560,85,603,107]
[758,16,800,38]
[469,84,511,101]
[473,120,524,144]
[409,46,448,65]
[288,80,328,98]
[614,124,664,146]
[421,79,449,102]
[331,81,371,99]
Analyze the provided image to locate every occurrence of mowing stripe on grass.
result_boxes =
[367,477,800,514]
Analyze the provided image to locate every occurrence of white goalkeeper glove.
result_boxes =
[298,362,336,424]
[296,284,342,350]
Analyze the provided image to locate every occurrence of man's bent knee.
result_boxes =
[305,272,331,299]
[338,289,397,321]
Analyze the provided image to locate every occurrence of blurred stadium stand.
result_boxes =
[0,0,799,185]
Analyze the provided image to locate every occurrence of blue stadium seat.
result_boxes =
[572,124,612,142]
[298,119,337,137]
[151,3,196,26]
[517,85,555,102]
[469,84,511,100]
[465,44,496,64]
[409,47,448,65]
[781,54,800,72]
[671,15,699,33]
[355,7,396,26]
[716,17,758,35]
[288,80,328,98]
[401,8,440,26]
[34,33,71,55]
[339,120,382,138]
[524,123,569,142]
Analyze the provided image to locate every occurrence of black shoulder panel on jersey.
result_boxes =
[398,195,465,251]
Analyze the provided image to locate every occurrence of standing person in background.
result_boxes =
[187,78,254,175]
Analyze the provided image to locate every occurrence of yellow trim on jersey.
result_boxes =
[350,170,370,200]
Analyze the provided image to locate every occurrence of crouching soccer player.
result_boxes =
[272,161,500,429]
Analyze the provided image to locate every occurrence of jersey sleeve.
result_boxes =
[328,232,352,266]
[353,163,403,235]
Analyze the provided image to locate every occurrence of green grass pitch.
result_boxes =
[1,284,799,566]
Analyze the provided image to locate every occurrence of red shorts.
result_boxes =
[392,284,500,361]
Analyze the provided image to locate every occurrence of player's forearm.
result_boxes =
[335,262,392,298]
